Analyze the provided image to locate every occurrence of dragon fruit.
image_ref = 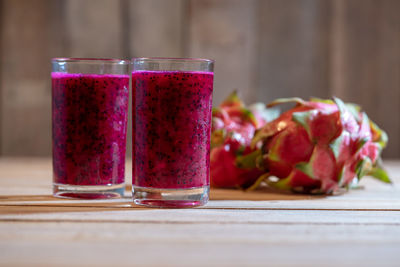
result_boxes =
[237,97,390,194]
[210,91,277,188]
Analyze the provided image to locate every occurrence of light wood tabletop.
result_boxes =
[0,158,399,266]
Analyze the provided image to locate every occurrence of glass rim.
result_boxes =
[132,57,214,64]
[52,58,129,64]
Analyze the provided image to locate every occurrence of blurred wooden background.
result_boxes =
[0,0,399,157]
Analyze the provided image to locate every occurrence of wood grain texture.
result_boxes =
[0,0,399,157]
[187,0,259,105]
[0,0,64,156]
[64,0,123,58]
[1,223,399,267]
[0,158,399,266]
[127,0,184,58]
[330,0,400,157]
[257,0,331,102]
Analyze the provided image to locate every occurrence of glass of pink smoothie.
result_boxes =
[52,58,129,199]
[132,57,214,208]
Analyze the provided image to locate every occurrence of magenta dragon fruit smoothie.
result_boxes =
[132,58,214,208]
[51,58,129,199]
[132,71,213,187]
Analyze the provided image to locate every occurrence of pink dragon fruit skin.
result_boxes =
[210,91,268,188]
[245,97,390,194]
[210,146,265,188]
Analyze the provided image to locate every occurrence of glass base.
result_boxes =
[53,183,125,199]
[132,185,209,208]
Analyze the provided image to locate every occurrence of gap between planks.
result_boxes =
[1,204,400,212]
[1,218,400,226]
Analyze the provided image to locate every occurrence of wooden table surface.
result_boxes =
[0,158,399,266]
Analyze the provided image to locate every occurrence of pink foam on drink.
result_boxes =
[52,72,129,186]
[132,70,213,189]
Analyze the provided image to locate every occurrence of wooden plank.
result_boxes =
[187,0,259,105]
[0,158,399,266]
[1,241,399,267]
[1,206,399,224]
[257,0,331,102]
[3,222,400,243]
[64,0,123,58]
[0,222,400,266]
[127,0,184,58]
[330,0,400,157]
[1,197,400,211]
[0,0,64,156]
[0,158,398,210]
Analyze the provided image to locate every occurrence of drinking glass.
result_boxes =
[52,58,129,199]
[132,57,214,207]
